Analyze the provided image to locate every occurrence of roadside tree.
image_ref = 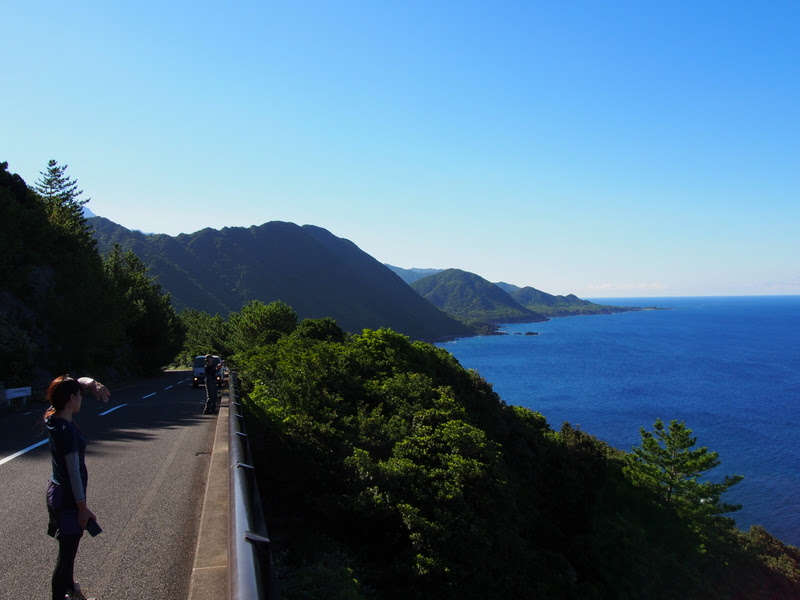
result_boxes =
[228,300,298,353]
[104,244,185,372]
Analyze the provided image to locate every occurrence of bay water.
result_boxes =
[437,296,800,547]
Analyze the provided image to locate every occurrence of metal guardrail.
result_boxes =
[1,385,31,408]
[228,373,277,600]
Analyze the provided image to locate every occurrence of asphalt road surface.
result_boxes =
[0,370,219,600]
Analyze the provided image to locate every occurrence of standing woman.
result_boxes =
[44,375,110,600]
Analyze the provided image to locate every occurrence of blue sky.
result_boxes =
[3,1,798,297]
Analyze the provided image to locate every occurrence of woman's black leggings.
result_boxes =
[52,533,81,600]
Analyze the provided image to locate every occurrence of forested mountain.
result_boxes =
[496,281,640,316]
[411,268,549,325]
[396,269,641,319]
[90,218,471,341]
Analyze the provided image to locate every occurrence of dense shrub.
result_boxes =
[238,322,800,599]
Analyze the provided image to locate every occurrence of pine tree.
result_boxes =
[32,159,111,370]
[34,159,93,242]
[624,419,743,523]
[35,159,88,204]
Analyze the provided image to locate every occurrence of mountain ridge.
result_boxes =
[89,217,471,341]
[389,265,641,318]
[411,268,550,325]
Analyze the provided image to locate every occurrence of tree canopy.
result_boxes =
[624,418,743,530]
[0,160,183,383]
[225,312,800,599]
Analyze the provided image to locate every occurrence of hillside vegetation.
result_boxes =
[390,267,645,319]
[412,269,644,327]
[227,309,800,600]
[0,161,183,386]
[498,282,645,317]
[411,268,549,325]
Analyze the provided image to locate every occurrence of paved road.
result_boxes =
[0,370,219,600]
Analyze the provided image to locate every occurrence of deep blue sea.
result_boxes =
[436,296,800,547]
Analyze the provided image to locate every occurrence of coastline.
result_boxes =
[437,296,800,546]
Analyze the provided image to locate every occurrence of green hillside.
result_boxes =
[510,285,640,316]
[411,268,548,325]
[238,321,800,599]
[494,281,641,316]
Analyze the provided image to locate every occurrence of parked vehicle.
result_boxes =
[192,355,222,388]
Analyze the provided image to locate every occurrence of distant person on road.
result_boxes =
[203,354,221,415]
[44,375,110,600]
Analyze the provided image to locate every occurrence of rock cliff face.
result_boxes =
[90,218,471,341]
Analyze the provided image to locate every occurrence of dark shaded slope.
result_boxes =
[91,218,236,314]
[90,218,470,340]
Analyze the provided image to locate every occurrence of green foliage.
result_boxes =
[228,300,298,353]
[0,162,50,383]
[508,286,642,317]
[739,525,800,585]
[0,312,37,387]
[0,160,185,380]
[0,162,52,289]
[411,268,547,324]
[231,309,800,599]
[276,548,365,600]
[524,302,641,317]
[17,159,121,373]
[292,317,346,343]
[624,419,743,529]
[34,159,94,247]
[34,159,89,206]
[103,244,185,372]
[176,309,230,365]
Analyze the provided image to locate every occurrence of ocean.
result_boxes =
[436,296,800,547]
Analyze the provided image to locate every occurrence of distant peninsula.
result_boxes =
[398,267,649,333]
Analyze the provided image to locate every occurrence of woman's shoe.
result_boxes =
[66,582,98,600]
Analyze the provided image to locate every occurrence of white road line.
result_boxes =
[0,439,47,466]
[2,388,151,466]
[164,385,173,390]
[2,377,184,466]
